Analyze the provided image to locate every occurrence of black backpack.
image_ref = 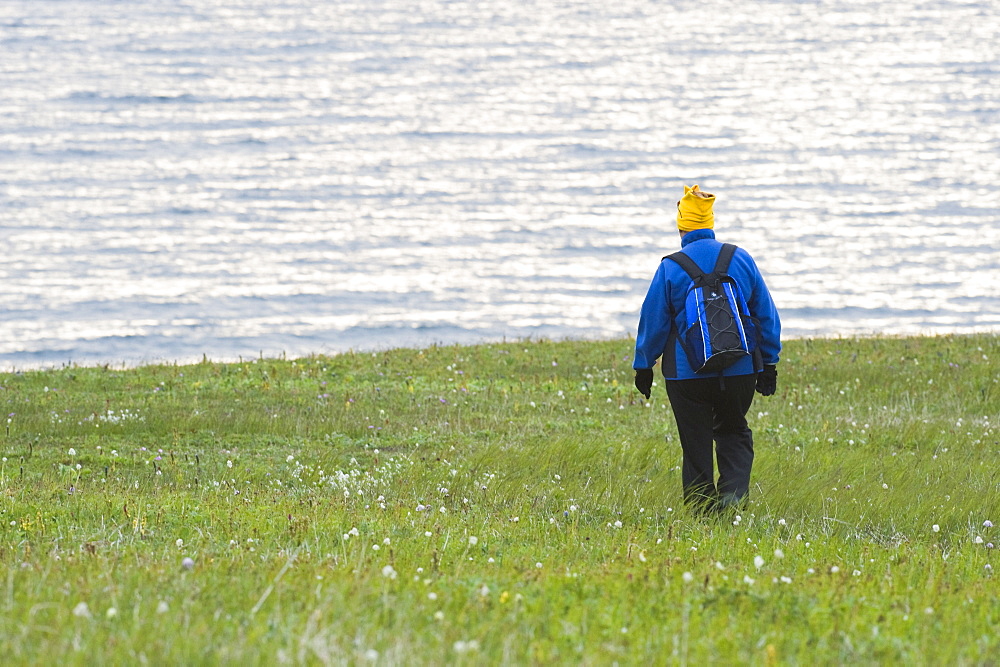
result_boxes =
[664,244,759,374]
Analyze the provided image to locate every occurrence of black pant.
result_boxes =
[665,374,757,509]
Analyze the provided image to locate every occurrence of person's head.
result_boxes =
[676,184,715,237]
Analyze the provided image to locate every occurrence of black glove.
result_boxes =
[756,365,777,396]
[634,368,653,399]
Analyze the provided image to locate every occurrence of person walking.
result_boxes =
[633,185,781,513]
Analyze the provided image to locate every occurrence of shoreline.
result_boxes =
[2,329,997,375]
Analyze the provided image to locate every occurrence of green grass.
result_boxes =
[1,333,998,665]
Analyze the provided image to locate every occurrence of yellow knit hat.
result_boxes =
[676,184,715,232]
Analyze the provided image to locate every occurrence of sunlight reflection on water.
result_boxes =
[1,0,998,367]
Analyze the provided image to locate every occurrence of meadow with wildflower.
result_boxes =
[1,334,997,664]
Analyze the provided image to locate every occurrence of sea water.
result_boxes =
[2,0,998,368]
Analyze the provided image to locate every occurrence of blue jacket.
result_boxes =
[633,229,781,379]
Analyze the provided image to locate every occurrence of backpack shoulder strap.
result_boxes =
[713,243,737,274]
[663,251,704,281]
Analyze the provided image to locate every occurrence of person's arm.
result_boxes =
[742,252,781,396]
[633,262,672,371]
[745,256,781,367]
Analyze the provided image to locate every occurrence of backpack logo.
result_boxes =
[665,244,759,374]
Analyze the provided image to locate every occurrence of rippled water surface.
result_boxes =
[2,0,998,368]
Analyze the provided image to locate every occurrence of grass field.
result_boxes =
[1,333,997,664]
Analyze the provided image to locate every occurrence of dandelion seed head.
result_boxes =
[453,639,480,653]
